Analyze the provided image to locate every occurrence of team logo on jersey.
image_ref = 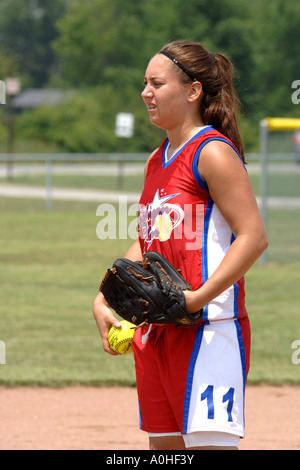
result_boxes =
[138,189,184,249]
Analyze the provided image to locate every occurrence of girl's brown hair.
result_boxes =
[160,40,245,161]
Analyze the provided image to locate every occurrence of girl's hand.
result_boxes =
[92,293,121,355]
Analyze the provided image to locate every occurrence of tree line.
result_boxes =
[0,0,299,153]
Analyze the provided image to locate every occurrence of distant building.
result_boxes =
[11,89,73,111]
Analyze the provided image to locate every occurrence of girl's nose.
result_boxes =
[141,85,153,99]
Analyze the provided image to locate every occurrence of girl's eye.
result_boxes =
[143,80,163,87]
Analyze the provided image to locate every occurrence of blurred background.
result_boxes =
[0,0,299,153]
[0,0,299,386]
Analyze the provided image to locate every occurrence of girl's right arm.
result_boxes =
[93,149,156,355]
[92,239,142,355]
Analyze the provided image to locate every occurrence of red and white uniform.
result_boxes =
[133,126,250,439]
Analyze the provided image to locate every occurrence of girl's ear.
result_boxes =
[187,81,203,103]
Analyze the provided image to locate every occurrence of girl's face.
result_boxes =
[141,54,191,131]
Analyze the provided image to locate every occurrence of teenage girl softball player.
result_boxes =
[93,40,268,450]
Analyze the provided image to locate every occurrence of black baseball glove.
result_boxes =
[99,251,202,327]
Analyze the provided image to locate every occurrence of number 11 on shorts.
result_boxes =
[201,385,235,422]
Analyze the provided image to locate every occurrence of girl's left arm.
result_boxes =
[185,140,268,314]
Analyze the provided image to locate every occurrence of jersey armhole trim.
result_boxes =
[192,137,244,192]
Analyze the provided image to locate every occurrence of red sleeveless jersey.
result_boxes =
[138,126,247,322]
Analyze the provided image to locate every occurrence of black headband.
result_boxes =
[159,50,197,82]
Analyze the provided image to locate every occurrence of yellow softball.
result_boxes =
[108,320,135,354]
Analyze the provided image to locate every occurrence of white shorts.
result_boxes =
[183,320,247,437]
[148,431,240,448]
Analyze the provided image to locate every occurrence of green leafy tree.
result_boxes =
[244,0,300,119]
[0,0,67,87]
[4,0,299,152]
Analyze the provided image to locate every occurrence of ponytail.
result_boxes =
[160,41,245,161]
[201,53,245,160]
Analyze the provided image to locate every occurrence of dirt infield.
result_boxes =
[0,385,299,450]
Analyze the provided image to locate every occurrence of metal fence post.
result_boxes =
[259,119,268,267]
[45,159,53,211]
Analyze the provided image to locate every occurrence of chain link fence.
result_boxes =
[1,146,300,265]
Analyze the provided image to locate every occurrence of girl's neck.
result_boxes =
[166,121,206,159]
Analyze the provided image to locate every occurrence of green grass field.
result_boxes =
[0,194,299,386]
[0,198,137,386]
